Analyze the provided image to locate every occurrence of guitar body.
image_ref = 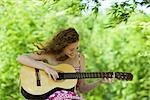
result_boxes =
[20,64,77,99]
[20,63,133,99]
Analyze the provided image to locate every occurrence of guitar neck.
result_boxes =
[59,72,113,79]
[58,72,133,81]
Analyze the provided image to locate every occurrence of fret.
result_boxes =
[80,73,82,78]
[96,72,99,78]
[94,73,97,78]
[93,73,95,78]
[84,73,86,78]
[92,73,95,78]
[92,73,94,78]
[93,73,96,78]
[78,73,81,79]
[94,73,96,78]
[95,73,98,78]
[81,73,84,78]
[87,72,89,78]
[91,73,94,78]
[83,73,86,78]
[74,73,78,79]
[86,73,88,78]
[63,73,66,79]
[97,72,99,78]
[98,72,101,78]
[73,73,76,78]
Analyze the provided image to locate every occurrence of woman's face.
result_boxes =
[63,41,79,58]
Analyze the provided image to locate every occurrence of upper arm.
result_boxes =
[80,53,85,72]
[78,53,86,90]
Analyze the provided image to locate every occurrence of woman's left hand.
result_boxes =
[100,78,114,84]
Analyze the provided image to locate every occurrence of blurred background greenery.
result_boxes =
[0,0,149,100]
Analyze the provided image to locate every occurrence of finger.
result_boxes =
[110,78,112,83]
[103,78,106,80]
[52,75,56,81]
[50,73,56,81]
[108,78,111,82]
[48,69,57,80]
[104,78,107,81]
[54,71,59,79]
[47,72,52,78]
[106,78,110,82]
[51,72,58,80]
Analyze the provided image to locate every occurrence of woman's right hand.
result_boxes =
[44,66,59,81]
[37,61,59,81]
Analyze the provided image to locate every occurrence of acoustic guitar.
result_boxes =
[20,64,133,99]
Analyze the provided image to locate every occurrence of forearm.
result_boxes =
[80,80,103,93]
[16,55,48,70]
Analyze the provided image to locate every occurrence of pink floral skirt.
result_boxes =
[48,90,84,100]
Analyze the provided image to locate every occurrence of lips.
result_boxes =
[69,53,75,58]
[70,53,74,56]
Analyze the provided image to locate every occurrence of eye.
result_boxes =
[70,47,79,51]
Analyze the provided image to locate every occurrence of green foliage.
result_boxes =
[0,0,149,100]
[83,12,150,100]
[107,1,136,27]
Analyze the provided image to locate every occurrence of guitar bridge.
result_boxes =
[35,68,41,86]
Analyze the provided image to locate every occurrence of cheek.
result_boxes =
[67,51,74,56]
[64,49,71,55]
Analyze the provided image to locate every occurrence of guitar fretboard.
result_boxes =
[57,72,133,81]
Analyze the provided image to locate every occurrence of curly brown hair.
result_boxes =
[34,28,79,61]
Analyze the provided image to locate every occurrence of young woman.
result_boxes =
[17,28,113,100]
